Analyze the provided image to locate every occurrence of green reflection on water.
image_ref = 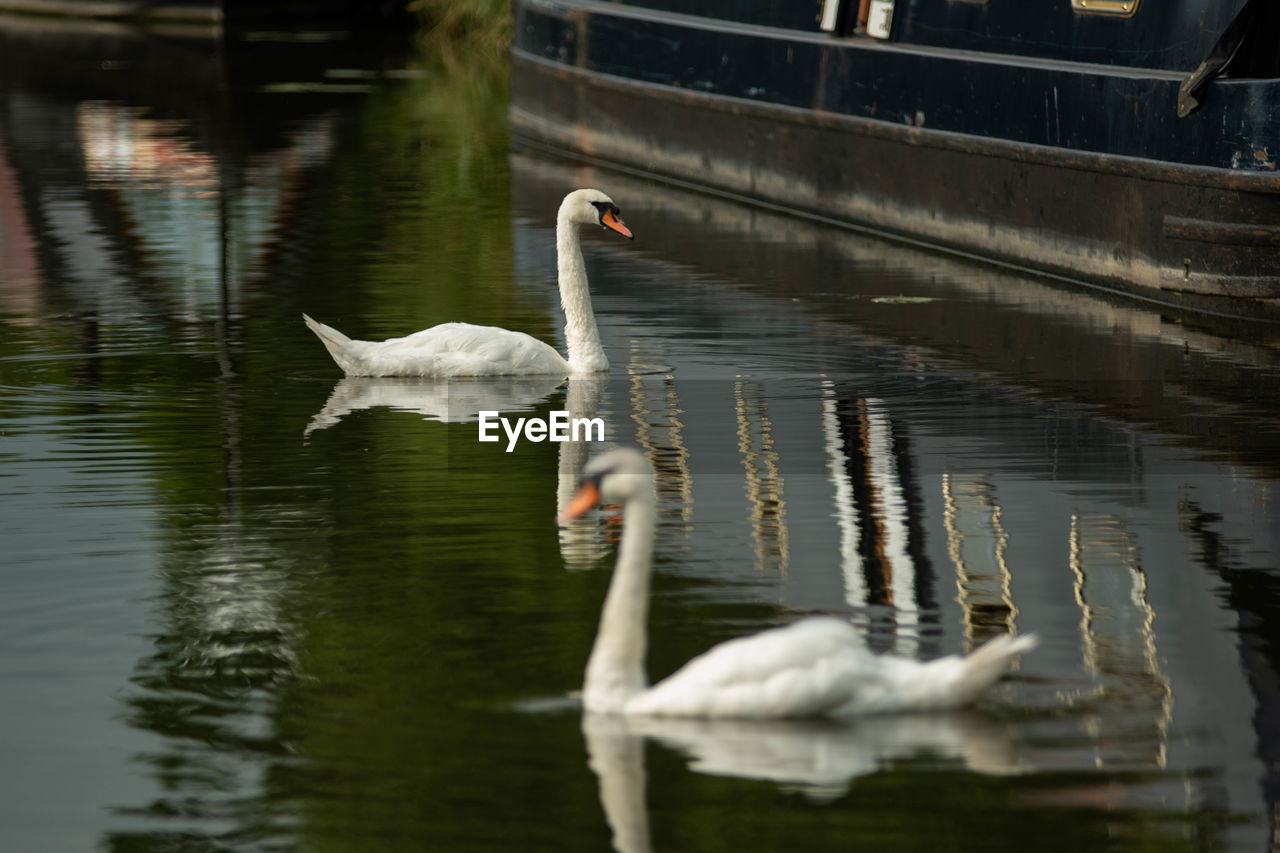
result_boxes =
[299,37,520,338]
[87,29,591,851]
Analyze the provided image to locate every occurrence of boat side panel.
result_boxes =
[510,50,1280,300]
[899,0,1243,72]
[573,10,1280,171]
[615,0,824,33]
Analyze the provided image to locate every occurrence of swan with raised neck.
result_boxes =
[560,448,1038,718]
[302,188,632,378]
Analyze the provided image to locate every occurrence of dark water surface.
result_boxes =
[3,14,1280,853]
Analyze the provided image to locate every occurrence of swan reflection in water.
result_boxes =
[303,373,569,436]
[582,710,1024,853]
[304,374,616,568]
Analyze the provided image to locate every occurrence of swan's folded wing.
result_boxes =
[829,634,1038,715]
[627,618,872,718]
[369,323,567,377]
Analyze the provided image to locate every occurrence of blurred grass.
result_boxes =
[299,0,518,338]
[410,0,512,60]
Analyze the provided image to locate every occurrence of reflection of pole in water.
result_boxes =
[942,473,1018,645]
[1068,513,1172,769]
[734,375,789,575]
[626,340,692,528]
[819,381,926,656]
[557,375,614,570]
[821,380,868,635]
[863,397,916,655]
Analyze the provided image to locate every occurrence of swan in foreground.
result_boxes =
[303,188,633,377]
[559,448,1037,718]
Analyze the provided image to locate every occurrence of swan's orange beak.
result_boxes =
[557,481,601,525]
[601,209,634,240]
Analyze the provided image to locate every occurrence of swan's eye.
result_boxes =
[590,201,634,239]
[589,200,617,222]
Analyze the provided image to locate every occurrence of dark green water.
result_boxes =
[3,13,1280,853]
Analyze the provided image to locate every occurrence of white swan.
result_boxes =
[559,448,1038,718]
[303,188,633,377]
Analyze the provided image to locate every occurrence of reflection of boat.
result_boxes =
[510,0,1280,319]
[511,152,1280,480]
[511,152,1280,842]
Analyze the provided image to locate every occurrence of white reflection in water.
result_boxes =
[820,380,923,654]
[304,373,567,435]
[183,552,298,671]
[583,710,1024,853]
[119,507,303,831]
[305,373,622,570]
[822,380,867,626]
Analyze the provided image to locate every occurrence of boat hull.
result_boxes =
[509,1,1280,315]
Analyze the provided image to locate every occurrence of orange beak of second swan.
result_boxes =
[558,480,601,525]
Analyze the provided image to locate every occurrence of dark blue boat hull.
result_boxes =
[510,0,1280,313]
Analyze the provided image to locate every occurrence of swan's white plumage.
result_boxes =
[304,188,631,377]
[562,448,1037,719]
[303,317,567,378]
[629,619,866,718]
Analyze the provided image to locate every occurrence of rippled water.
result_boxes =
[3,12,1280,853]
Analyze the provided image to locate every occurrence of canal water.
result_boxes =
[3,13,1280,853]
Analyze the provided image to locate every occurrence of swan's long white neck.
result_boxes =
[557,206,609,373]
[583,477,657,714]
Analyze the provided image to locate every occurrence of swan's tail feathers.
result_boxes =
[956,633,1037,706]
[302,313,351,347]
[303,313,364,375]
